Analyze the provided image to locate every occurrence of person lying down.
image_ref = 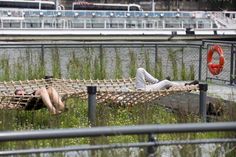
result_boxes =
[135,68,199,91]
[15,86,65,115]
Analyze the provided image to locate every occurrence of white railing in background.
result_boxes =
[1,10,230,30]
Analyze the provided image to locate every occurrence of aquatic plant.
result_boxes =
[129,48,137,78]
[0,56,10,81]
[144,48,151,73]
[51,47,61,78]
[114,48,122,79]
[67,51,81,79]
[189,64,195,80]
[155,56,163,80]
[168,48,179,80]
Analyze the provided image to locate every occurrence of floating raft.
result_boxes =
[0,78,199,110]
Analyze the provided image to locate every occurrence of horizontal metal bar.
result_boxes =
[206,77,230,83]
[203,40,236,45]
[0,44,201,49]
[0,41,202,46]
[0,122,235,142]
[1,138,236,156]
[0,41,202,49]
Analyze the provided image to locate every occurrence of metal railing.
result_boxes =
[0,10,224,30]
[0,122,236,156]
[202,40,236,84]
[0,40,235,84]
[0,10,235,30]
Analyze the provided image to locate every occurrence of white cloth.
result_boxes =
[135,68,179,91]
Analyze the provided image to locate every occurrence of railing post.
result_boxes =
[155,44,158,77]
[147,133,157,157]
[154,44,158,78]
[234,47,236,84]
[230,44,235,85]
[198,45,202,81]
[87,86,97,126]
[199,83,208,122]
[99,45,104,79]
[41,44,45,66]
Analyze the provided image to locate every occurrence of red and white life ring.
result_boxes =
[207,45,225,75]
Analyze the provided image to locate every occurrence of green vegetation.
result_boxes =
[0,99,235,156]
[0,46,235,156]
[128,48,137,78]
[114,48,122,79]
[52,47,61,78]
[168,48,179,80]
[167,48,196,81]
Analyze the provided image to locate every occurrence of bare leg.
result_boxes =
[47,87,65,112]
[34,87,57,114]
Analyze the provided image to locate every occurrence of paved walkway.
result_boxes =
[207,83,236,102]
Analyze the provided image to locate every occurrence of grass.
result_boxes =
[0,46,235,156]
[0,100,235,156]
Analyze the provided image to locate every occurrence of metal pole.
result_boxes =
[41,44,45,66]
[147,133,157,157]
[99,45,104,79]
[87,86,97,126]
[54,0,58,10]
[199,83,208,122]
[1,122,236,142]
[198,45,202,81]
[234,45,236,84]
[230,44,234,85]
[152,0,155,12]
[154,44,158,78]
[206,44,210,81]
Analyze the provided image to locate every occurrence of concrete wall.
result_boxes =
[156,92,236,121]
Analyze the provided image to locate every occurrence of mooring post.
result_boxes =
[147,133,157,157]
[199,83,208,122]
[87,86,97,126]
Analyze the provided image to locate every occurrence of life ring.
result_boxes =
[207,45,225,75]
